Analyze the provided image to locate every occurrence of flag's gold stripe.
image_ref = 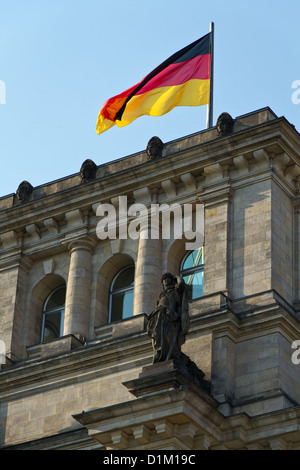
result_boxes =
[96,78,210,134]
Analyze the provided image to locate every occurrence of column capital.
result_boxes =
[63,235,97,254]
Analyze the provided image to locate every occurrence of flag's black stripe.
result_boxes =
[173,33,210,63]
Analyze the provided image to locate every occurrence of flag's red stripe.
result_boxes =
[99,83,136,121]
[135,54,210,96]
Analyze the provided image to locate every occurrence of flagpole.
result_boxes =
[206,22,214,128]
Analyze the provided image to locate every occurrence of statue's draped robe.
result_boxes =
[147,279,189,363]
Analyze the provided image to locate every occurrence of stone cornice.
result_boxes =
[0,332,152,402]
[72,380,300,450]
[1,113,300,255]
[1,113,298,218]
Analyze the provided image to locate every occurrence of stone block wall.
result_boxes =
[232,181,272,298]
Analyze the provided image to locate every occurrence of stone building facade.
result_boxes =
[1,107,300,450]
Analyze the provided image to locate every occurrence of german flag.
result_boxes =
[96,33,211,135]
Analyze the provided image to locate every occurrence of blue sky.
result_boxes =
[0,0,299,198]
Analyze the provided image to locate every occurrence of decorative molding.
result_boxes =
[110,239,124,254]
[25,223,41,241]
[65,209,84,228]
[203,163,224,184]
[233,155,249,175]
[0,230,18,249]
[253,149,269,168]
[284,163,300,183]
[181,172,196,191]
[44,217,59,235]
[133,187,152,204]
[43,258,55,275]
[161,179,176,198]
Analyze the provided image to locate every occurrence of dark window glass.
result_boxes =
[110,267,134,323]
[43,312,62,343]
[112,267,134,291]
[44,287,65,311]
[42,286,65,343]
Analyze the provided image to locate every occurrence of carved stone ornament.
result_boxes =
[16,180,33,204]
[146,136,163,160]
[80,159,97,183]
[216,112,234,136]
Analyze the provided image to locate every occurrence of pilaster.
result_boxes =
[199,182,233,296]
[0,253,32,361]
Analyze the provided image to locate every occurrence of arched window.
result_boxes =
[180,247,204,301]
[41,285,66,343]
[109,266,134,323]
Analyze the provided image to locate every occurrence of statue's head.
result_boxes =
[16,180,33,204]
[146,136,163,160]
[216,112,234,136]
[161,272,175,287]
[80,159,97,183]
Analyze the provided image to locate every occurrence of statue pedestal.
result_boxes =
[123,353,211,399]
[74,353,217,450]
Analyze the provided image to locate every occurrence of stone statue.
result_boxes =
[146,136,163,160]
[80,159,97,183]
[216,112,234,136]
[147,272,190,363]
[16,180,33,204]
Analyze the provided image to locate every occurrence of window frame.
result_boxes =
[180,247,204,301]
[108,266,135,323]
[41,285,65,343]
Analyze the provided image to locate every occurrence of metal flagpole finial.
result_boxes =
[206,22,214,129]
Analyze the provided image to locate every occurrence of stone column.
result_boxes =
[132,189,162,316]
[133,222,161,317]
[63,237,94,339]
